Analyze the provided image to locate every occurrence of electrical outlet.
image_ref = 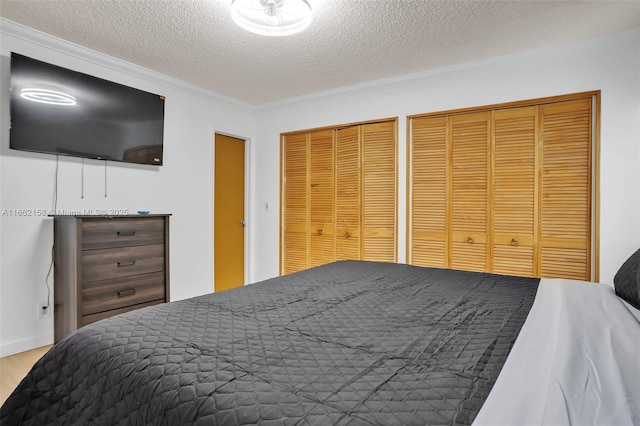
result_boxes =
[38,304,51,319]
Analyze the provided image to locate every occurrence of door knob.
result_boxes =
[240,220,246,226]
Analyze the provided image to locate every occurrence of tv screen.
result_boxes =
[9,53,165,165]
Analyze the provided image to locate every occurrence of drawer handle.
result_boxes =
[117,230,136,236]
[117,289,136,298]
[117,260,136,267]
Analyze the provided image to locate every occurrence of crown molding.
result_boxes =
[257,27,640,113]
[0,18,255,113]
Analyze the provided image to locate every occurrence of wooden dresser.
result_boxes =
[52,214,170,342]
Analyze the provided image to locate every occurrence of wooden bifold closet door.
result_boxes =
[282,120,397,274]
[539,98,593,279]
[411,117,448,268]
[410,93,596,281]
[335,126,361,261]
[361,122,396,262]
[449,112,490,273]
[282,133,308,275]
[309,130,335,268]
[492,107,537,277]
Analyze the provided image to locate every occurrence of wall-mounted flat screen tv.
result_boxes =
[9,53,165,165]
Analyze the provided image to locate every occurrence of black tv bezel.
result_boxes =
[9,52,166,166]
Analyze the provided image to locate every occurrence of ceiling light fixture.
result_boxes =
[231,0,312,37]
[20,88,76,106]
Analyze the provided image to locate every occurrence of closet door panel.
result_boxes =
[541,247,589,280]
[451,239,487,272]
[449,112,490,273]
[540,99,592,280]
[492,107,537,277]
[362,122,396,262]
[309,130,335,267]
[411,117,448,267]
[335,127,361,260]
[282,133,309,274]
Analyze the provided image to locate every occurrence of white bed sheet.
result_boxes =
[474,278,640,426]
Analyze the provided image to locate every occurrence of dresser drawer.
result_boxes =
[82,217,164,250]
[81,299,164,327]
[81,271,165,316]
[82,244,165,282]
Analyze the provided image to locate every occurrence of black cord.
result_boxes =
[81,158,85,199]
[44,246,53,310]
[52,155,59,212]
[46,157,59,311]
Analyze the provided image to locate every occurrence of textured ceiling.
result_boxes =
[1,0,639,106]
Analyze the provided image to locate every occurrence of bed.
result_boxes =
[2,258,639,425]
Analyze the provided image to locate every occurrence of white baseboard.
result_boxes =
[0,334,53,358]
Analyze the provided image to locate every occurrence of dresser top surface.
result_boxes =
[50,214,171,218]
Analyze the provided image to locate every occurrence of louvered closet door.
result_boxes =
[411,117,448,267]
[309,130,335,267]
[449,112,490,272]
[540,99,592,280]
[492,107,537,277]
[282,133,308,274]
[335,127,361,260]
[362,122,396,262]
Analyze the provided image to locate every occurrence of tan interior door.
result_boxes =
[214,134,245,292]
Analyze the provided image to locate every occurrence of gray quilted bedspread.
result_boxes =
[1,261,539,425]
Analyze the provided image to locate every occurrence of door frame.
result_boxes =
[213,131,251,290]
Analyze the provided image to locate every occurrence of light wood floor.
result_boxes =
[0,345,52,406]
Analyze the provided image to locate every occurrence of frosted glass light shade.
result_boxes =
[231,0,312,36]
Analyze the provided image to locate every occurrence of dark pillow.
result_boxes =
[613,248,640,310]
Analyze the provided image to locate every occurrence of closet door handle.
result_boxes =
[344,231,351,238]
[466,236,474,244]
[317,228,323,235]
[510,238,518,246]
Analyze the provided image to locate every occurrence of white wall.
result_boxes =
[0,20,256,356]
[252,29,640,285]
